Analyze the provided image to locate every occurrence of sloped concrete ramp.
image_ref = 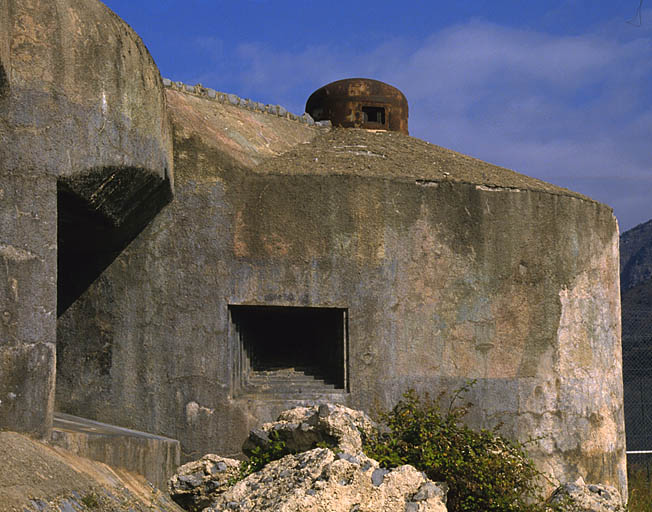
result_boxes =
[51,413,180,490]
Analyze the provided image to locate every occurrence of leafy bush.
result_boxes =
[238,430,292,479]
[363,382,557,512]
[81,492,100,509]
[235,430,338,482]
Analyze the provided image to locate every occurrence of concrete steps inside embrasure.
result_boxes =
[243,367,346,397]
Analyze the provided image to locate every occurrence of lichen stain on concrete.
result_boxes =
[261,232,291,257]
[185,401,215,425]
[0,244,37,262]
[392,204,466,378]
[392,199,534,380]
[345,183,386,264]
[556,232,620,381]
[581,406,619,454]
[493,281,553,379]
[9,277,18,301]
[233,210,250,258]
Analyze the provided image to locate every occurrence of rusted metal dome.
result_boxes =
[306,78,409,134]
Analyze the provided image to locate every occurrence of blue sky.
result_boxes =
[104,1,652,232]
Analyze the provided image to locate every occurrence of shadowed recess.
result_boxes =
[0,63,8,97]
[57,166,172,316]
[230,305,347,390]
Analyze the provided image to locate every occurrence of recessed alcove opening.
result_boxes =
[55,167,173,420]
[56,167,172,316]
[229,305,348,394]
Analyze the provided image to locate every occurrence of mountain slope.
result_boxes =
[621,219,652,292]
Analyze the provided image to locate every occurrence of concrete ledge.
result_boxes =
[51,413,180,489]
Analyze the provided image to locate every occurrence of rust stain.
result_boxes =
[261,233,290,257]
[233,210,249,258]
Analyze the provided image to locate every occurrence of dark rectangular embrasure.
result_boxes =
[362,106,385,125]
[229,305,347,391]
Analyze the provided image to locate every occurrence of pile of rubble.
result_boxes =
[168,403,623,512]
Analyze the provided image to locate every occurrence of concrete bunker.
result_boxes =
[230,305,347,394]
[0,0,627,496]
[52,81,626,496]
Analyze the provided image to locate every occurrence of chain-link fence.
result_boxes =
[623,305,652,475]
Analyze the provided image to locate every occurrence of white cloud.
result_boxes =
[194,36,224,60]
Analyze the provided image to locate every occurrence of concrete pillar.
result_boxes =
[0,172,56,437]
[0,0,172,437]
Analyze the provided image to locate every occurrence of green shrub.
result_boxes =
[237,430,292,480]
[80,492,100,509]
[235,429,339,483]
[363,383,558,512]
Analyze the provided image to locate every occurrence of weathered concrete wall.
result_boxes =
[56,90,626,497]
[0,0,173,435]
[56,90,321,458]
[0,0,172,178]
[0,172,57,437]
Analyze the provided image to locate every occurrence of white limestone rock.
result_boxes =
[205,447,447,512]
[242,403,376,457]
[547,477,624,511]
[168,454,240,511]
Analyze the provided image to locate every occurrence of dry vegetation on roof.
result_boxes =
[256,128,592,201]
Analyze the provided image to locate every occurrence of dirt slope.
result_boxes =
[0,432,182,512]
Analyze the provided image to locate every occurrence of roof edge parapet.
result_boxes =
[162,78,332,128]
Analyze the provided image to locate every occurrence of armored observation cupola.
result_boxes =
[306,78,409,134]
